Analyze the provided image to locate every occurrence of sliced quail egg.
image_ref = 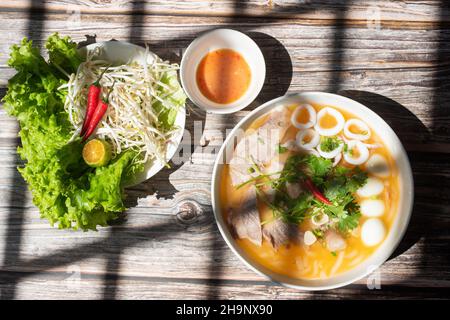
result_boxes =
[344,118,371,141]
[343,140,369,165]
[314,107,345,136]
[296,129,320,150]
[312,213,330,226]
[361,218,386,246]
[291,104,317,129]
[357,177,384,197]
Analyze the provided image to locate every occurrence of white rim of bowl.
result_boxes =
[211,92,414,291]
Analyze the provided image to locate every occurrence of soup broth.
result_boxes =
[220,103,399,279]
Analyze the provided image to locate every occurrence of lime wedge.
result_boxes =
[82,139,112,167]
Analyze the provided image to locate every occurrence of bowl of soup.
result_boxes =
[180,29,265,114]
[211,92,413,290]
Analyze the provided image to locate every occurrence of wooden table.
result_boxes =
[0,0,449,300]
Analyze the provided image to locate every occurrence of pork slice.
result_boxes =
[228,108,291,187]
[253,108,291,164]
[228,133,259,186]
[227,188,262,246]
[262,219,289,249]
[286,182,302,199]
[263,159,284,179]
[262,219,300,249]
[228,131,281,186]
[260,160,285,202]
[229,154,256,187]
[262,218,303,249]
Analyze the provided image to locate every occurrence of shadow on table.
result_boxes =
[100,106,207,299]
[114,0,349,299]
[0,0,43,300]
[247,32,293,105]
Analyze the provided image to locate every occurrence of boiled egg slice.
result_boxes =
[361,218,386,246]
[344,119,371,141]
[291,104,316,129]
[314,107,345,136]
[312,213,330,226]
[360,199,385,217]
[296,129,320,150]
[343,140,369,165]
[357,177,384,197]
[366,154,391,178]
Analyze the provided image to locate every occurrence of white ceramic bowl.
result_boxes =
[79,41,186,186]
[211,92,414,290]
[180,29,266,114]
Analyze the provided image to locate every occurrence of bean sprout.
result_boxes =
[62,46,185,165]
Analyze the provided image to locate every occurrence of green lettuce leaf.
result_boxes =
[152,69,186,131]
[3,34,143,231]
[46,32,83,76]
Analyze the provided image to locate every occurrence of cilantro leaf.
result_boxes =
[238,152,367,235]
[305,154,332,177]
[277,144,288,154]
[320,136,343,152]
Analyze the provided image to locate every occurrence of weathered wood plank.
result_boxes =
[1,267,449,300]
[0,210,448,289]
[0,12,449,143]
[1,0,449,22]
[0,149,448,283]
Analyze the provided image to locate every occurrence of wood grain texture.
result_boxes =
[0,0,449,300]
[1,0,449,22]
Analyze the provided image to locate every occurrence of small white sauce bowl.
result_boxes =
[180,29,266,114]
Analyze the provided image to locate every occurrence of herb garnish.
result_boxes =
[312,228,324,239]
[238,154,367,233]
[320,136,343,152]
[277,144,288,154]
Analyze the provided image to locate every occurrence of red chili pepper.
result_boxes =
[304,178,332,205]
[80,66,109,136]
[82,81,115,142]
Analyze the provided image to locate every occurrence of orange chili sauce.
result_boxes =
[196,49,251,104]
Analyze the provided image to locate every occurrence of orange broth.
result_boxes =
[219,103,400,279]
